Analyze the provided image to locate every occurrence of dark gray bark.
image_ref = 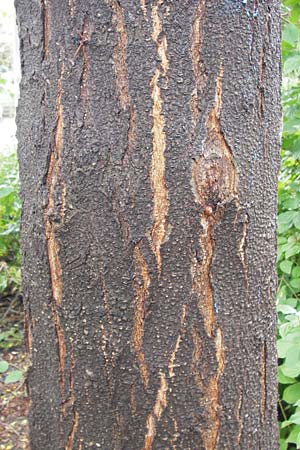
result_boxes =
[15,0,281,449]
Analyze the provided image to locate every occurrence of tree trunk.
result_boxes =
[15,1,281,449]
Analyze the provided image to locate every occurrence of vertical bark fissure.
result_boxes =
[109,0,136,165]
[149,1,169,275]
[131,245,150,388]
[68,0,75,17]
[140,0,148,20]
[62,343,78,450]
[99,273,114,396]
[191,66,239,449]
[77,17,92,105]
[142,371,168,450]
[141,304,187,448]
[41,0,50,58]
[65,411,79,450]
[168,304,187,378]
[190,0,206,130]
[260,341,267,420]
[170,418,179,450]
[110,0,130,109]
[44,62,66,407]
[237,389,244,448]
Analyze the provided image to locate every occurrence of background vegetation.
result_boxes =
[277,1,300,448]
[0,1,300,448]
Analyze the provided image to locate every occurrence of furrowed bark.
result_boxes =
[16,0,281,449]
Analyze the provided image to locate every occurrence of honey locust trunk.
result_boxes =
[15,0,281,449]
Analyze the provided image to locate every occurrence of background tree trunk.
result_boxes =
[15,1,281,449]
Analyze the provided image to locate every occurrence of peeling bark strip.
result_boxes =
[44,63,66,401]
[150,1,169,274]
[131,245,150,388]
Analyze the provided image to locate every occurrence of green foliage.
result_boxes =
[0,326,22,349]
[0,359,9,373]
[0,149,21,295]
[4,368,23,384]
[279,1,300,448]
[0,358,23,384]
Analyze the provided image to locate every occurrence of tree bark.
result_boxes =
[15,1,281,449]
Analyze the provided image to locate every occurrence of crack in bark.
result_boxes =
[149,2,169,274]
[237,389,244,447]
[99,273,114,396]
[141,0,148,20]
[122,107,136,166]
[68,0,75,17]
[109,1,136,166]
[170,417,179,450]
[258,42,266,118]
[191,326,225,450]
[131,245,150,388]
[112,181,130,243]
[191,67,238,331]
[191,216,215,337]
[65,411,79,450]
[142,371,168,450]
[190,0,206,128]
[237,213,249,289]
[110,0,130,110]
[130,383,136,414]
[62,344,76,415]
[100,323,113,397]
[44,62,66,407]
[141,303,186,449]
[190,66,238,450]
[260,341,267,419]
[168,304,187,378]
[41,0,50,58]
[77,18,92,105]
[45,63,64,306]
[24,307,33,356]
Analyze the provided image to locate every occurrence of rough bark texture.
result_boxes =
[15,1,281,449]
